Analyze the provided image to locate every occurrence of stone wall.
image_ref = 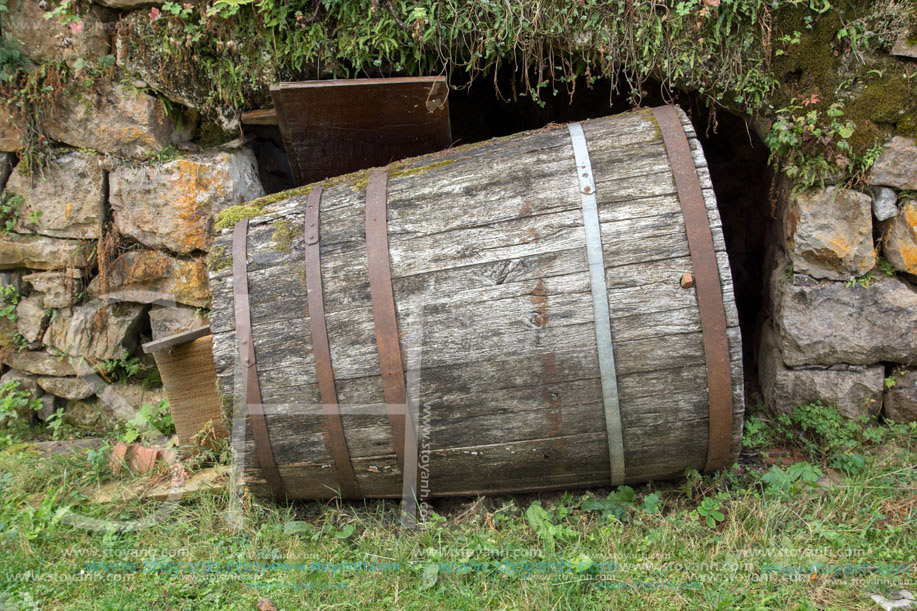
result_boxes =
[759,137,917,422]
[0,2,264,433]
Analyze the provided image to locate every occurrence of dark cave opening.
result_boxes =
[249,75,774,403]
[682,98,774,403]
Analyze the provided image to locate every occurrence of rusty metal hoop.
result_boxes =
[652,105,734,472]
[232,219,286,498]
[304,187,362,499]
[365,170,419,481]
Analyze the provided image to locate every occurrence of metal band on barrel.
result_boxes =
[365,169,418,477]
[232,219,285,498]
[652,105,734,472]
[568,123,626,487]
[304,187,362,499]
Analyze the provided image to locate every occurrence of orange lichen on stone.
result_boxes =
[110,150,263,255]
[785,187,875,280]
[883,202,917,275]
[87,250,210,307]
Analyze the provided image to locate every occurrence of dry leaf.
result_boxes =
[256,598,277,611]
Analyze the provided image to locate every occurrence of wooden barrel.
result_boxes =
[209,106,744,499]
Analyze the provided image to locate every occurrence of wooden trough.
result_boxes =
[208,106,744,499]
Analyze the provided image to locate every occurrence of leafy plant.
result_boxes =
[161,1,196,19]
[13,485,72,541]
[12,332,28,352]
[581,485,637,522]
[118,399,174,444]
[761,462,823,496]
[877,258,897,278]
[139,0,782,129]
[186,420,232,467]
[0,37,28,83]
[642,492,662,515]
[0,381,41,447]
[774,402,890,471]
[845,271,877,289]
[207,0,255,18]
[525,501,575,551]
[696,497,726,528]
[835,0,913,60]
[0,193,23,234]
[45,408,68,441]
[832,452,867,475]
[742,414,770,449]
[765,99,859,191]
[94,353,151,384]
[0,284,19,322]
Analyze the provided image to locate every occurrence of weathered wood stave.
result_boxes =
[209,107,744,499]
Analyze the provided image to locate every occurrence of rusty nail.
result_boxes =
[680,273,695,289]
[582,186,592,194]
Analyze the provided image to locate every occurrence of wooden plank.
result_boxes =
[141,326,211,354]
[240,108,279,125]
[271,77,452,185]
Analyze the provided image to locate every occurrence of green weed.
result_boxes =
[117,399,175,444]
[0,381,42,448]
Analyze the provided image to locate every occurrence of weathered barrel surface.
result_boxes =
[209,106,744,499]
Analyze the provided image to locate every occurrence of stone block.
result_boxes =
[771,269,917,367]
[0,152,12,188]
[3,350,77,377]
[114,11,238,131]
[0,100,26,152]
[15,296,46,343]
[870,136,917,191]
[884,368,917,423]
[87,249,210,307]
[872,186,898,222]
[110,149,263,254]
[37,376,95,401]
[148,305,209,339]
[43,80,175,158]
[784,187,875,280]
[759,324,884,419]
[0,234,91,270]
[6,151,104,239]
[0,368,42,400]
[882,201,917,275]
[22,270,82,309]
[38,394,57,421]
[891,35,917,59]
[46,301,146,361]
[97,382,164,421]
[62,398,110,429]
[0,0,109,68]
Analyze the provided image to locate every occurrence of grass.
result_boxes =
[0,405,914,609]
